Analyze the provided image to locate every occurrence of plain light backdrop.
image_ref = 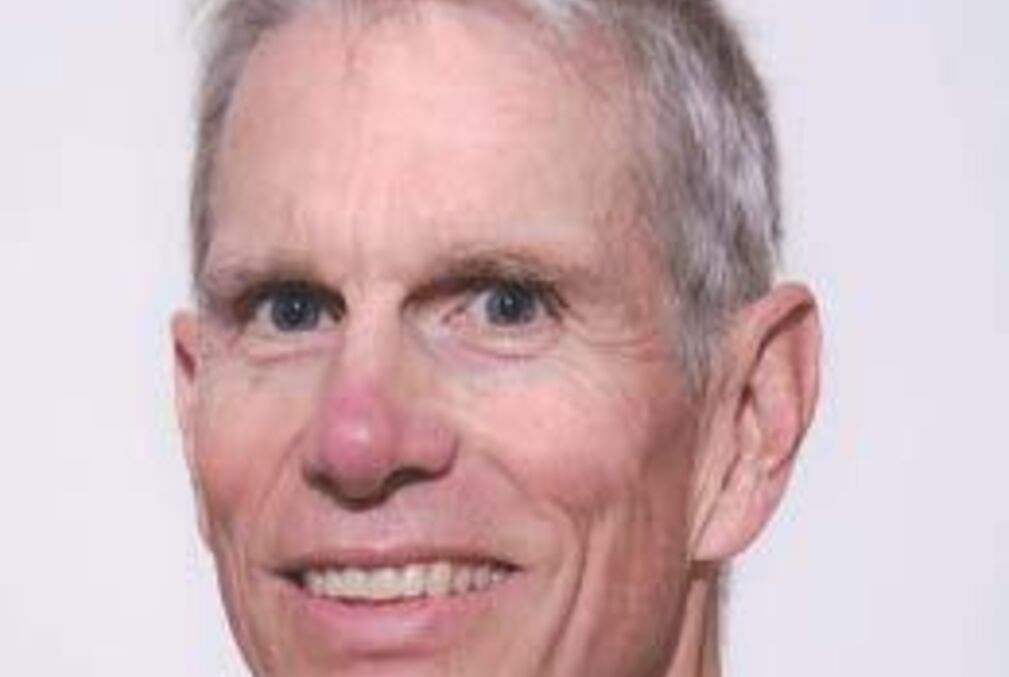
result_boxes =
[0,1,1004,675]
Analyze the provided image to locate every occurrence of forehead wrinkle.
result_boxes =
[207,1,651,305]
[204,0,646,295]
[216,0,635,188]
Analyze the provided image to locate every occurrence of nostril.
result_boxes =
[303,465,447,510]
[302,465,391,509]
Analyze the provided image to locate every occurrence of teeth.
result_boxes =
[472,565,491,591]
[426,561,452,598]
[402,564,426,598]
[305,570,326,596]
[371,567,400,601]
[344,568,367,598]
[324,570,342,597]
[451,565,472,594]
[300,560,511,602]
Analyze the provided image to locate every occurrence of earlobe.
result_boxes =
[171,310,211,544]
[690,284,821,562]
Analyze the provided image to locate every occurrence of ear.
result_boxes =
[689,283,821,562]
[171,310,211,545]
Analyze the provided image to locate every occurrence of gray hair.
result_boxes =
[190,0,780,382]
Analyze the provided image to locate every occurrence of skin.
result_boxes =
[172,4,821,676]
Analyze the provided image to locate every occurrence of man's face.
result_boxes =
[178,6,703,676]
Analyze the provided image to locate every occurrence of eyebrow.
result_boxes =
[198,242,606,309]
[411,247,599,297]
[196,254,323,313]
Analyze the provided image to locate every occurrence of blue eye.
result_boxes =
[481,283,542,326]
[266,286,325,332]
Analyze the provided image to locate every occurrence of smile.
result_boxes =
[298,560,512,603]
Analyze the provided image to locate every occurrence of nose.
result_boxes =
[305,382,457,504]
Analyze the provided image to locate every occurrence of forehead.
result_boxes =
[207,2,649,277]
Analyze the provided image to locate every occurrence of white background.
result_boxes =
[0,1,1004,675]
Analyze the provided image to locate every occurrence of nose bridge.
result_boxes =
[306,302,456,502]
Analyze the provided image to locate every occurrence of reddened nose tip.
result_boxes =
[308,383,457,502]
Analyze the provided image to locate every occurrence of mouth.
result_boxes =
[283,558,516,605]
[271,551,524,656]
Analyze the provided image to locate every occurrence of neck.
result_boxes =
[665,567,722,677]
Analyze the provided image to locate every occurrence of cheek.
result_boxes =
[193,355,327,535]
[450,359,697,670]
[453,357,689,520]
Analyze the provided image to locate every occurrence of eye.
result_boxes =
[439,277,563,359]
[248,282,342,334]
[268,287,322,331]
[480,282,542,326]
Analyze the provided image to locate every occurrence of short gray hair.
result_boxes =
[190,0,780,381]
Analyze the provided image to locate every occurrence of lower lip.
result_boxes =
[277,573,514,658]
